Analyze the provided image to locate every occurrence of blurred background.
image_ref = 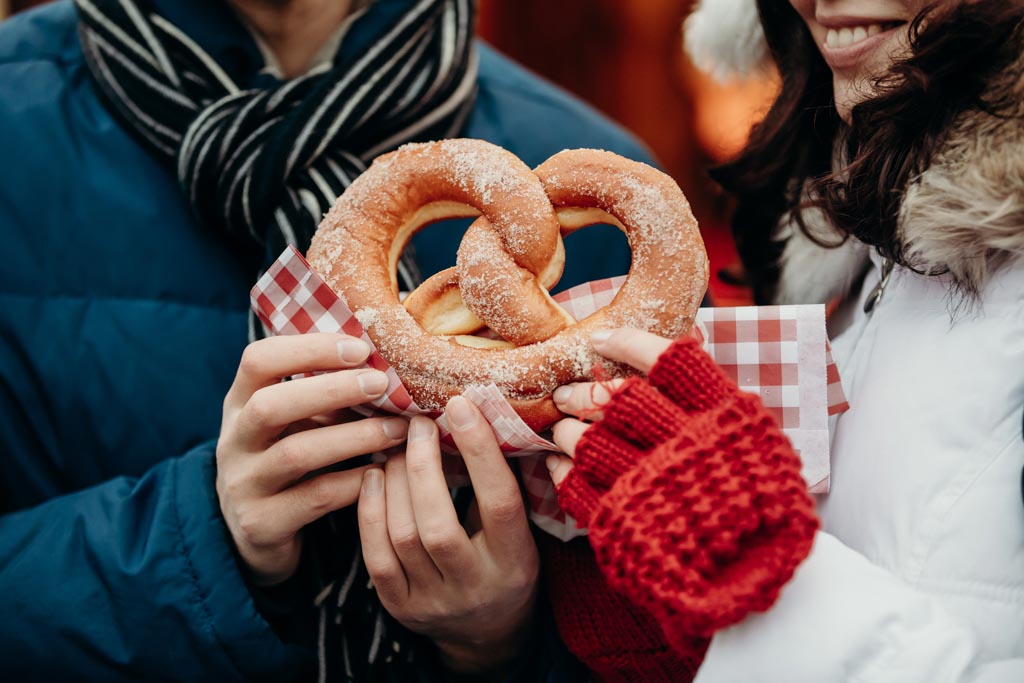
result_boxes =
[3,0,779,305]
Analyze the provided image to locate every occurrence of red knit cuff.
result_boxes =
[555,467,604,528]
[559,378,690,526]
[586,398,819,642]
[590,376,690,451]
[647,335,739,414]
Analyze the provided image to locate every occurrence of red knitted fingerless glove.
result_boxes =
[538,534,706,683]
[555,336,818,653]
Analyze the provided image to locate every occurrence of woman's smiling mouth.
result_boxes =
[820,19,907,70]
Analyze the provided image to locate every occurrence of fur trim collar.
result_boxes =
[774,210,871,306]
[897,51,1024,296]
[777,52,1024,304]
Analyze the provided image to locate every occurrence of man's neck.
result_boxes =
[228,0,354,78]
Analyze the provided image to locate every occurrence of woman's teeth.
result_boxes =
[825,24,884,49]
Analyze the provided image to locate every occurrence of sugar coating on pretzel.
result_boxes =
[307,139,708,431]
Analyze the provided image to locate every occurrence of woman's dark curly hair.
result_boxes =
[711,1,1024,304]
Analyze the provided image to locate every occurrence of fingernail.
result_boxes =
[338,338,370,363]
[545,455,559,472]
[357,370,388,396]
[408,416,435,442]
[445,396,477,430]
[363,469,383,496]
[590,330,613,344]
[382,419,408,440]
[552,385,573,405]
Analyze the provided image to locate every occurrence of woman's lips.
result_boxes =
[820,21,906,71]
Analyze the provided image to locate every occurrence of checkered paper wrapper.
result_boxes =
[252,247,848,541]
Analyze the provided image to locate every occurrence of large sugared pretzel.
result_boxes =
[307,139,708,431]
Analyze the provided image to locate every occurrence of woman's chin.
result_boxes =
[833,77,873,125]
[835,100,854,125]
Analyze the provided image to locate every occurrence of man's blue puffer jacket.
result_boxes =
[0,1,656,680]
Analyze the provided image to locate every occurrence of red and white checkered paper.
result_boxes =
[252,247,848,541]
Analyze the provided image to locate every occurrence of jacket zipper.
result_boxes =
[863,257,894,314]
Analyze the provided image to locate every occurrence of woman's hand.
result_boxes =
[543,326,818,647]
[216,333,410,586]
[547,328,672,482]
[358,397,540,677]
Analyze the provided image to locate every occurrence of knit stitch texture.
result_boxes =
[539,535,706,683]
[551,335,819,669]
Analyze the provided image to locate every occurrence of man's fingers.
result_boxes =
[404,416,476,578]
[245,465,373,549]
[279,408,361,437]
[551,379,624,420]
[550,418,588,459]
[589,328,672,373]
[228,333,373,406]
[445,397,532,562]
[358,469,409,605]
[384,454,443,584]
[256,417,408,492]
[237,368,391,446]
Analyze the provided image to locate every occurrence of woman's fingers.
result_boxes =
[237,368,391,447]
[545,454,574,487]
[552,379,624,420]
[384,453,444,584]
[551,418,588,459]
[547,418,586,486]
[404,416,476,578]
[227,333,373,406]
[589,328,672,373]
[358,469,409,605]
[255,417,408,492]
[445,397,533,564]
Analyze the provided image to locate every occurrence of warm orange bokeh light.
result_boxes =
[688,67,781,163]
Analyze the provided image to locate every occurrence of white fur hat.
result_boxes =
[684,0,771,81]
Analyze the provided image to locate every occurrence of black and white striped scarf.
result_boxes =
[76,0,478,340]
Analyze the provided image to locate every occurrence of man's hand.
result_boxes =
[217,333,409,586]
[358,397,539,676]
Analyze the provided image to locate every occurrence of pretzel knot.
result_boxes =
[307,139,708,431]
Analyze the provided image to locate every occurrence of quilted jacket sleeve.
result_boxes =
[0,443,312,683]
